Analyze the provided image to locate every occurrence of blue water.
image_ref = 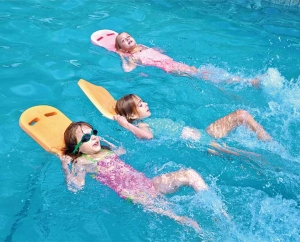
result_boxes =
[1,0,300,241]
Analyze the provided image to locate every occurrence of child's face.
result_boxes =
[116,32,136,51]
[133,95,151,120]
[75,125,101,155]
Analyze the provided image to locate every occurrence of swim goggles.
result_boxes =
[72,129,98,154]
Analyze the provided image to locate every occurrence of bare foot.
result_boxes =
[257,131,272,141]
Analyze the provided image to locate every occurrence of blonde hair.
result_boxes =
[115,32,126,51]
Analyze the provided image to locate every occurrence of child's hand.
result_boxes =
[114,115,130,128]
[113,147,126,156]
[59,155,72,167]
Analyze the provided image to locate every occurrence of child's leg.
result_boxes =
[152,169,208,194]
[205,109,271,141]
[169,61,197,76]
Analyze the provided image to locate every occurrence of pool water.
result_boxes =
[1,0,300,241]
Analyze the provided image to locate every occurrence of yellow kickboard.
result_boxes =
[19,105,72,155]
[78,79,117,120]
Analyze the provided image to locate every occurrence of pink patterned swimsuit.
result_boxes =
[92,152,158,201]
[131,48,192,73]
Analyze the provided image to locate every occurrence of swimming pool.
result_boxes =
[1,0,300,241]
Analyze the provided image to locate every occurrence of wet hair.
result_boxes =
[115,94,139,123]
[115,32,127,51]
[62,121,93,159]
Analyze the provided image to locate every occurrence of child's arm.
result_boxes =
[58,155,87,192]
[59,155,73,182]
[114,115,153,139]
[118,53,137,72]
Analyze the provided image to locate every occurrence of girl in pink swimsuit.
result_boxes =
[115,32,258,85]
[60,121,209,232]
[115,32,198,76]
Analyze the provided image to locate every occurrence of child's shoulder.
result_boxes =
[138,44,149,51]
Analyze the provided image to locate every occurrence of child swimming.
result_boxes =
[115,32,258,85]
[60,121,211,232]
[114,94,272,153]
